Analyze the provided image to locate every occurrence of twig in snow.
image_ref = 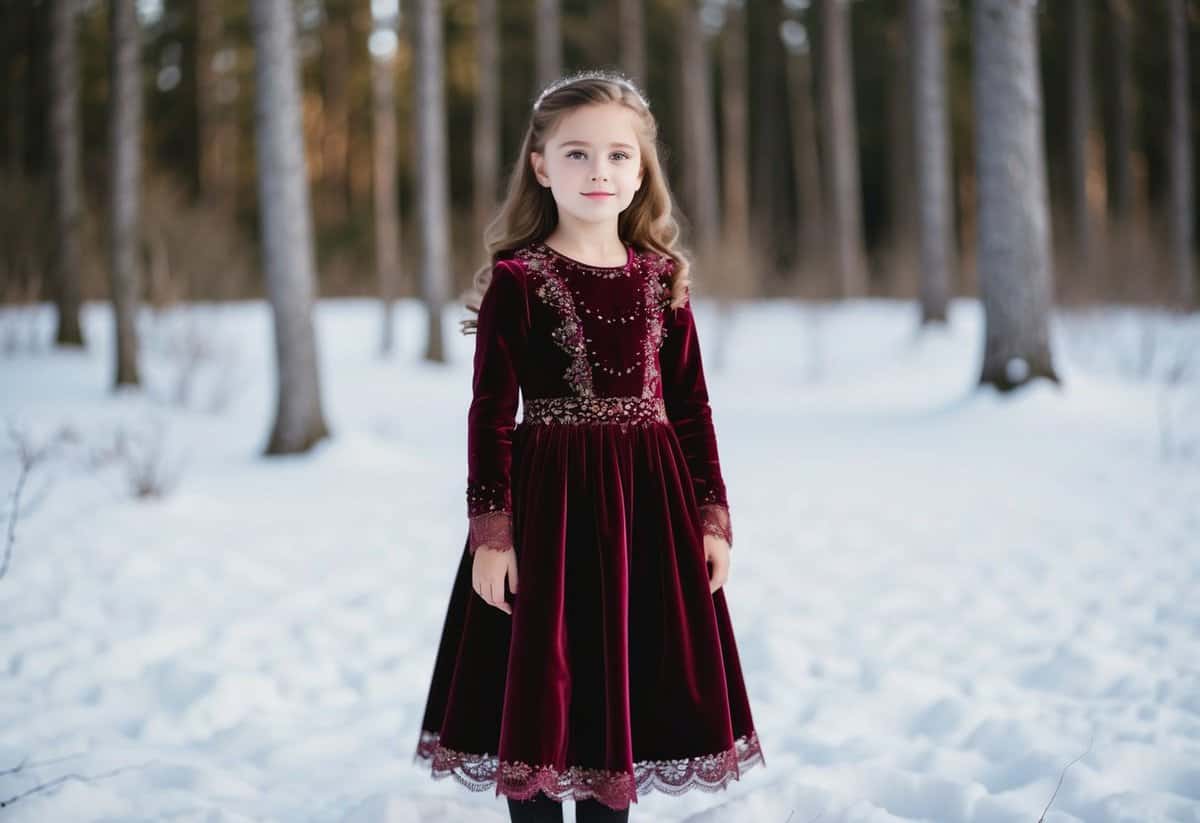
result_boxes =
[1037,730,1095,823]
[0,759,157,809]
[1,420,73,579]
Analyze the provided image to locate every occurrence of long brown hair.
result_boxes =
[460,69,692,335]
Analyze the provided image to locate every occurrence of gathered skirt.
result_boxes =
[412,417,764,811]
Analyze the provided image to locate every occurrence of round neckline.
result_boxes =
[540,240,633,271]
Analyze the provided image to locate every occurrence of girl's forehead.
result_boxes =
[547,104,640,148]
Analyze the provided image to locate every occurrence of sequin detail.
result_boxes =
[523,396,668,426]
[466,479,509,517]
[413,728,765,811]
[517,242,673,398]
[529,262,595,397]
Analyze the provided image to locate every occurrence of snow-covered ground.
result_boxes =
[1,296,1198,822]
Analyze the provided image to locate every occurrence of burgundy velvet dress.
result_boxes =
[413,239,764,811]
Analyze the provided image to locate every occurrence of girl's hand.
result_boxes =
[704,534,730,593]
[472,546,519,615]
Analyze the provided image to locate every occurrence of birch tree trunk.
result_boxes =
[49,0,84,346]
[1167,0,1195,310]
[973,0,1059,390]
[679,0,720,261]
[109,0,141,387]
[818,0,868,298]
[909,0,954,324]
[372,20,401,355]
[618,0,645,86]
[535,0,562,89]
[473,0,500,252]
[250,0,330,453]
[415,0,449,362]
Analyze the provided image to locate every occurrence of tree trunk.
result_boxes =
[618,0,645,86]
[109,0,142,387]
[784,22,825,277]
[973,0,1059,391]
[198,0,240,215]
[909,0,954,324]
[679,0,720,261]
[5,3,28,174]
[1104,0,1132,223]
[887,13,918,299]
[1067,0,1092,269]
[250,0,330,453]
[49,0,84,346]
[818,0,868,298]
[720,0,749,255]
[473,0,500,253]
[373,23,402,355]
[1167,0,1195,310]
[535,0,562,89]
[196,0,220,204]
[322,0,351,224]
[415,0,449,363]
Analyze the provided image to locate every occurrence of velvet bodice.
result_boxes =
[465,239,733,553]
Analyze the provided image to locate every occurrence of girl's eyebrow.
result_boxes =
[559,140,637,150]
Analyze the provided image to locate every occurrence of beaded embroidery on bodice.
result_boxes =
[514,241,673,401]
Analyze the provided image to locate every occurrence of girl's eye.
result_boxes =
[565,151,631,161]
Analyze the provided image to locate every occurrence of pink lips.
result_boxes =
[582,192,614,199]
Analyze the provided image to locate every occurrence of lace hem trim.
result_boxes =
[522,395,669,426]
[413,728,764,811]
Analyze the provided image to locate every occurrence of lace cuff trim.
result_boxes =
[468,510,514,555]
[414,728,764,811]
[698,503,733,548]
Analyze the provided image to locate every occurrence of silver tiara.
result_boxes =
[533,71,650,112]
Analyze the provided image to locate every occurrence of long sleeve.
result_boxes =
[659,289,735,548]
[465,259,529,554]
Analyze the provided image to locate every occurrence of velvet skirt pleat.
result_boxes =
[415,419,762,809]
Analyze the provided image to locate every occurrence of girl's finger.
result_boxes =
[508,554,519,595]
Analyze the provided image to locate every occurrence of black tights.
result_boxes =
[506,792,630,823]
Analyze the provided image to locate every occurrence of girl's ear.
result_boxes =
[530,151,547,187]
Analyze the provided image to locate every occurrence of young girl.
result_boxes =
[413,69,764,822]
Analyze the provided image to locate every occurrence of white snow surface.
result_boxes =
[1,297,1198,823]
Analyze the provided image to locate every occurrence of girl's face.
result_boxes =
[530,102,645,227]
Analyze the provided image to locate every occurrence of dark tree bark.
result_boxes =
[109,0,142,387]
[473,0,500,252]
[783,18,825,274]
[535,0,562,89]
[1104,0,1133,223]
[1067,0,1093,268]
[973,0,1059,391]
[1167,0,1195,309]
[250,0,330,453]
[49,0,84,346]
[679,0,720,259]
[720,0,749,254]
[618,0,645,86]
